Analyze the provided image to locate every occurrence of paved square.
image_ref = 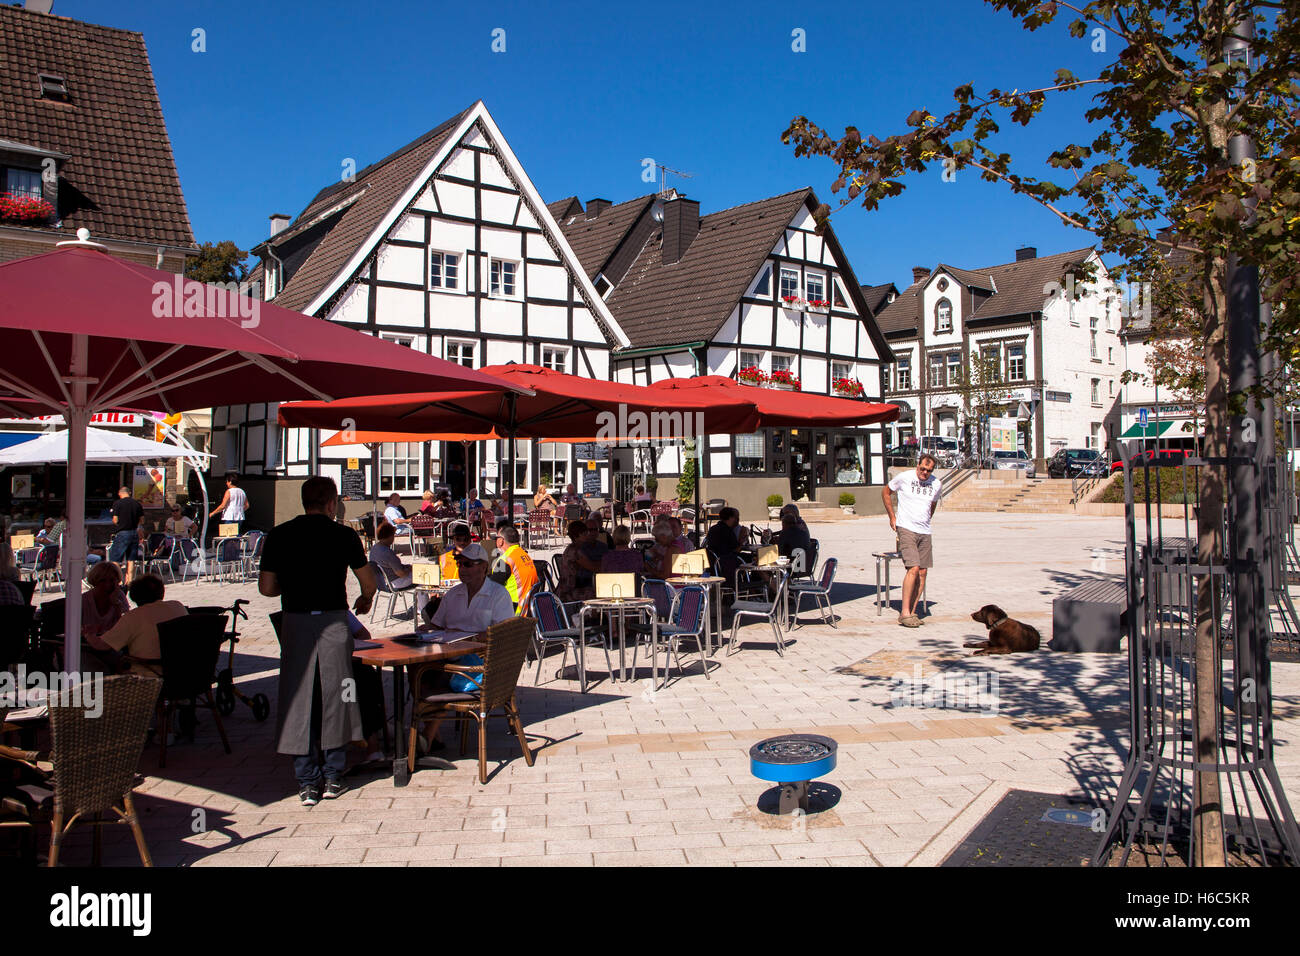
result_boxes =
[42,512,1300,866]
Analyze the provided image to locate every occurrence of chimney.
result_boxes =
[586,198,612,219]
[662,196,700,265]
[911,266,929,285]
[1016,246,1037,262]
[269,214,290,238]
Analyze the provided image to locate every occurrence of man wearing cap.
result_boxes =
[428,542,515,633]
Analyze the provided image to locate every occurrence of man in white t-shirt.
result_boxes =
[883,453,942,628]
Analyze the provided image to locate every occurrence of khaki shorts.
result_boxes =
[897,528,933,569]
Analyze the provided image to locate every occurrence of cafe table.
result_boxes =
[665,574,726,654]
[352,631,485,787]
[578,596,656,684]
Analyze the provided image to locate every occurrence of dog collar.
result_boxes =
[990,616,1008,628]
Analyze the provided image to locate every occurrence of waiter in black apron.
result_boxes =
[259,476,377,806]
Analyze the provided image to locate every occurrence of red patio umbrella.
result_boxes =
[0,239,526,666]
[279,364,763,515]
[649,375,900,427]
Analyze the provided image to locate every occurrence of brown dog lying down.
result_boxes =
[965,605,1041,655]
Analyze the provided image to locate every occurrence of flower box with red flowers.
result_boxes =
[737,366,767,385]
[832,377,864,398]
[806,298,830,313]
[780,295,805,310]
[766,369,801,390]
[0,194,55,224]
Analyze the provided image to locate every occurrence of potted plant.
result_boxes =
[0,193,55,225]
[839,492,856,515]
[737,365,767,386]
[766,493,783,520]
[767,368,801,390]
[832,376,864,398]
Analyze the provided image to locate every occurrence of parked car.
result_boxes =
[1047,447,1106,479]
[986,449,1036,477]
[1110,448,1191,473]
[919,435,963,468]
[885,444,918,467]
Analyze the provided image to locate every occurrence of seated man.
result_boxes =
[383,493,412,536]
[416,543,515,750]
[582,514,612,558]
[493,524,538,607]
[33,518,58,547]
[705,506,745,591]
[164,505,196,538]
[669,516,693,553]
[98,573,188,678]
[370,523,413,589]
[631,483,654,507]
[774,512,813,566]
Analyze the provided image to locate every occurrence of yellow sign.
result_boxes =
[587,460,596,471]
[348,458,359,469]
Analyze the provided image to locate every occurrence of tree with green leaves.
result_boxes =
[785,0,1300,866]
[951,349,1009,467]
[184,240,250,285]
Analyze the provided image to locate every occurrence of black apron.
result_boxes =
[275,611,363,754]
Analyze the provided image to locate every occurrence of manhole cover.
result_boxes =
[1041,808,1095,828]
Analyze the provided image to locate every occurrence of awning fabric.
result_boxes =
[1120,421,1174,438]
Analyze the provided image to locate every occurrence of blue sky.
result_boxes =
[61,0,1116,287]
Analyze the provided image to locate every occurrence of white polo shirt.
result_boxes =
[430,579,514,634]
[887,470,942,535]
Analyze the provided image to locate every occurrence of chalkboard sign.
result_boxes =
[341,468,366,500]
[574,442,608,462]
[582,466,601,497]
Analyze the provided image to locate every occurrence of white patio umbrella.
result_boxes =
[0,425,211,466]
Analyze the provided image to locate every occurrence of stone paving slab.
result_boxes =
[29,512,1300,867]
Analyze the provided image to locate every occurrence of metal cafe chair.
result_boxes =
[528,590,612,691]
[727,571,790,657]
[789,557,839,628]
[369,560,414,625]
[645,583,709,689]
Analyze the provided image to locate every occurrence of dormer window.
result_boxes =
[935,298,953,332]
[594,273,613,298]
[38,73,69,101]
[753,265,771,298]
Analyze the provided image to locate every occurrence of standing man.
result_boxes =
[109,486,144,584]
[259,476,377,806]
[210,472,248,534]
[882,453,942,628]
[493,524,538,608]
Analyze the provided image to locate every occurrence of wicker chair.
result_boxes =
[407,617,536,784]
[47,674,161,867]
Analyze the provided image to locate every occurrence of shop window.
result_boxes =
[734,432,765,473]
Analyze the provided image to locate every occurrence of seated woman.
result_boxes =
[643,520,684,580]
[632,484,654,507]
[600,525,645,574]
[557,520,598,603]
[418,490,439,515]
[99,573,188,677]
[533,486,558,514]
[82,560,131,671]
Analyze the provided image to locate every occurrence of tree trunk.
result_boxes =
[1193,262,1228,867]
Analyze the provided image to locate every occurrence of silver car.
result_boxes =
[988,449,1036,477]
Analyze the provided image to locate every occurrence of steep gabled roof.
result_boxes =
[264,108,470,313]
[547,196,581,221]
[597,189,811,349]
[873,280,922,336]
[969,246,1095,319]
[935,264,995,292]
[860,282,897,316]
[0,4,194,248]
[557,194,656,279]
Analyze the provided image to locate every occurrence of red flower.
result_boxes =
[737,365,767,384]
[0,193,55,223]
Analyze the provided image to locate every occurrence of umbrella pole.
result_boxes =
[62,337,90,674]
[370,442,380,534]
[694,438,701,545]
[507,431,516,519]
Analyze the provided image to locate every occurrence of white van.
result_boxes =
[918,435,962,467]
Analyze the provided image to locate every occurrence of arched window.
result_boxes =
[935,298,952,332]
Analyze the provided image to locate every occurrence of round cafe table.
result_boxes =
[666,575,725,655]
[579,596,655,684]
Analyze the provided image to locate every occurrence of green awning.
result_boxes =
[1120,421,1174,438]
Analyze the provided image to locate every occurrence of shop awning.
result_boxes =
[1120,421,1174,439]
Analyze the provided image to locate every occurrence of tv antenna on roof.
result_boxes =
[653,163,694,198]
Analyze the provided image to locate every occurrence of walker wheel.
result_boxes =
[251,694,271,722]
[215,686,236,716]
[217,668,233,693]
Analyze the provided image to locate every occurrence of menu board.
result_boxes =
[574,442,608,462]
[341,467,366,500]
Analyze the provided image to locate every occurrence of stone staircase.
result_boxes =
[941,476,1083,513]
